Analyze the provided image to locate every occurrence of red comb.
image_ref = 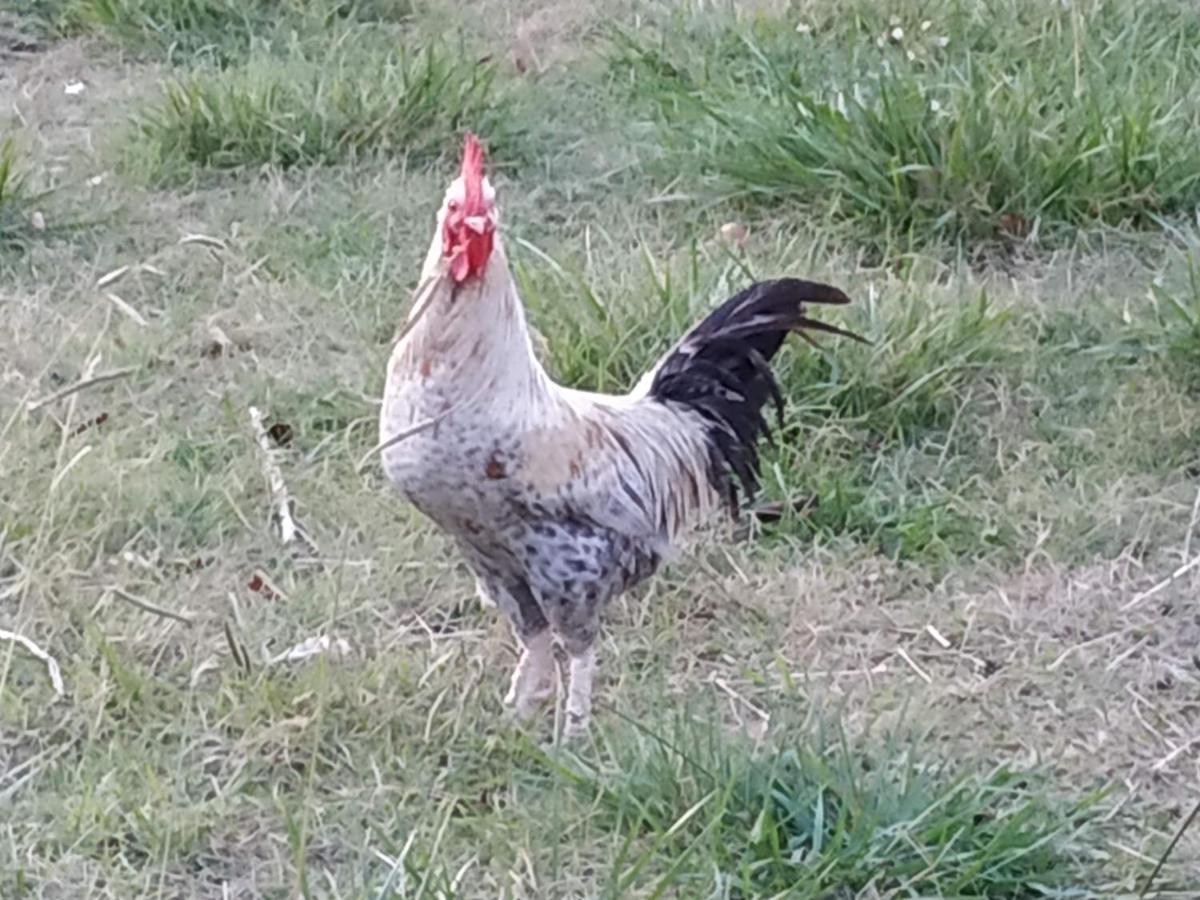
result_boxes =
[461,132,486,215]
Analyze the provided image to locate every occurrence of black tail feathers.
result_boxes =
[648,278,864,515]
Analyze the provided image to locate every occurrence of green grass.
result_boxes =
[0,137,80,256]
[45,0,413,63]
[0,137,30,245]
[612,0,1200,254]
[539,710,1102,897]
[128,38,513,177]
[3,0,1200,895]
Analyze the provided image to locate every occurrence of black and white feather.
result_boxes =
[648,278,864,515]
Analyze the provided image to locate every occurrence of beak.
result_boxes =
[463,215,489,234]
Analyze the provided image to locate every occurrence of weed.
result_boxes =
[612,0,1200,253]
[61,0,412,63]
[539,710,1102,897]
[0,138,74,256]
[0,137,30,248]
[1148,254,1200,385]
[129,40,511,177]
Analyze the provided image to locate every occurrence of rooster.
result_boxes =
[379,134,861,737]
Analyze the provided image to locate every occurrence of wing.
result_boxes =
[507,386,723,554]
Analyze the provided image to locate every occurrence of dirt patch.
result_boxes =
[1,38,160,184]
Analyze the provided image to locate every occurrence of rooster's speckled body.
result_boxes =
[379,135,860,736]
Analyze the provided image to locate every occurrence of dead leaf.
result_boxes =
[267,635,351,666]
[246,569,284,601]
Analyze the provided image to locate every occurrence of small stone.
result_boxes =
[719,222,748,247]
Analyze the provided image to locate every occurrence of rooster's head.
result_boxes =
[440,133,496,284]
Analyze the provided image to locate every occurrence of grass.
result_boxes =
[38,0,413,63]
[129,39,512,177]
[1145,254,1200,387]
[541,710,1102,897]
[0,137,84,257]
[3,0,1200,895]
[0,137,30,243]
[611,0,1200,254]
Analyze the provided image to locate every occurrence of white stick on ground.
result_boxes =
[0,628,64,697]
[106,292,148,327]
[1120,553,1200,612]
[25,366,137,413]
[248,406,315,553]
[1122,491,1200,613]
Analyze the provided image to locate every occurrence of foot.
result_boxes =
[563,647,596,740]
[503,630,555,720]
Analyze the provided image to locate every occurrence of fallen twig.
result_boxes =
[0,628,64,696]
[925,624,952,649]
[1121,554,1200,612]
[710,675,770,735]
[106,292,148,327]
[0,740,74,802]
[109,586,195,626]
[95,264,130,288]
[1151,734,1200,773]
[1139,796,1200,899]
[179,233,225,249]
[895,646,932,683]
[249,406,316,554]
[25,366,137,413]
[1047,625,1136,672]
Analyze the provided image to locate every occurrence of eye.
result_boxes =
[447,200,460,213]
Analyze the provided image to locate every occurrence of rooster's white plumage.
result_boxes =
[380,135,860,736]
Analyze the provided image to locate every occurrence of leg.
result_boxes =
[547,587,604,741]
[484,578,554,720]
[564,643,597,739]
[504,627,555,719]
